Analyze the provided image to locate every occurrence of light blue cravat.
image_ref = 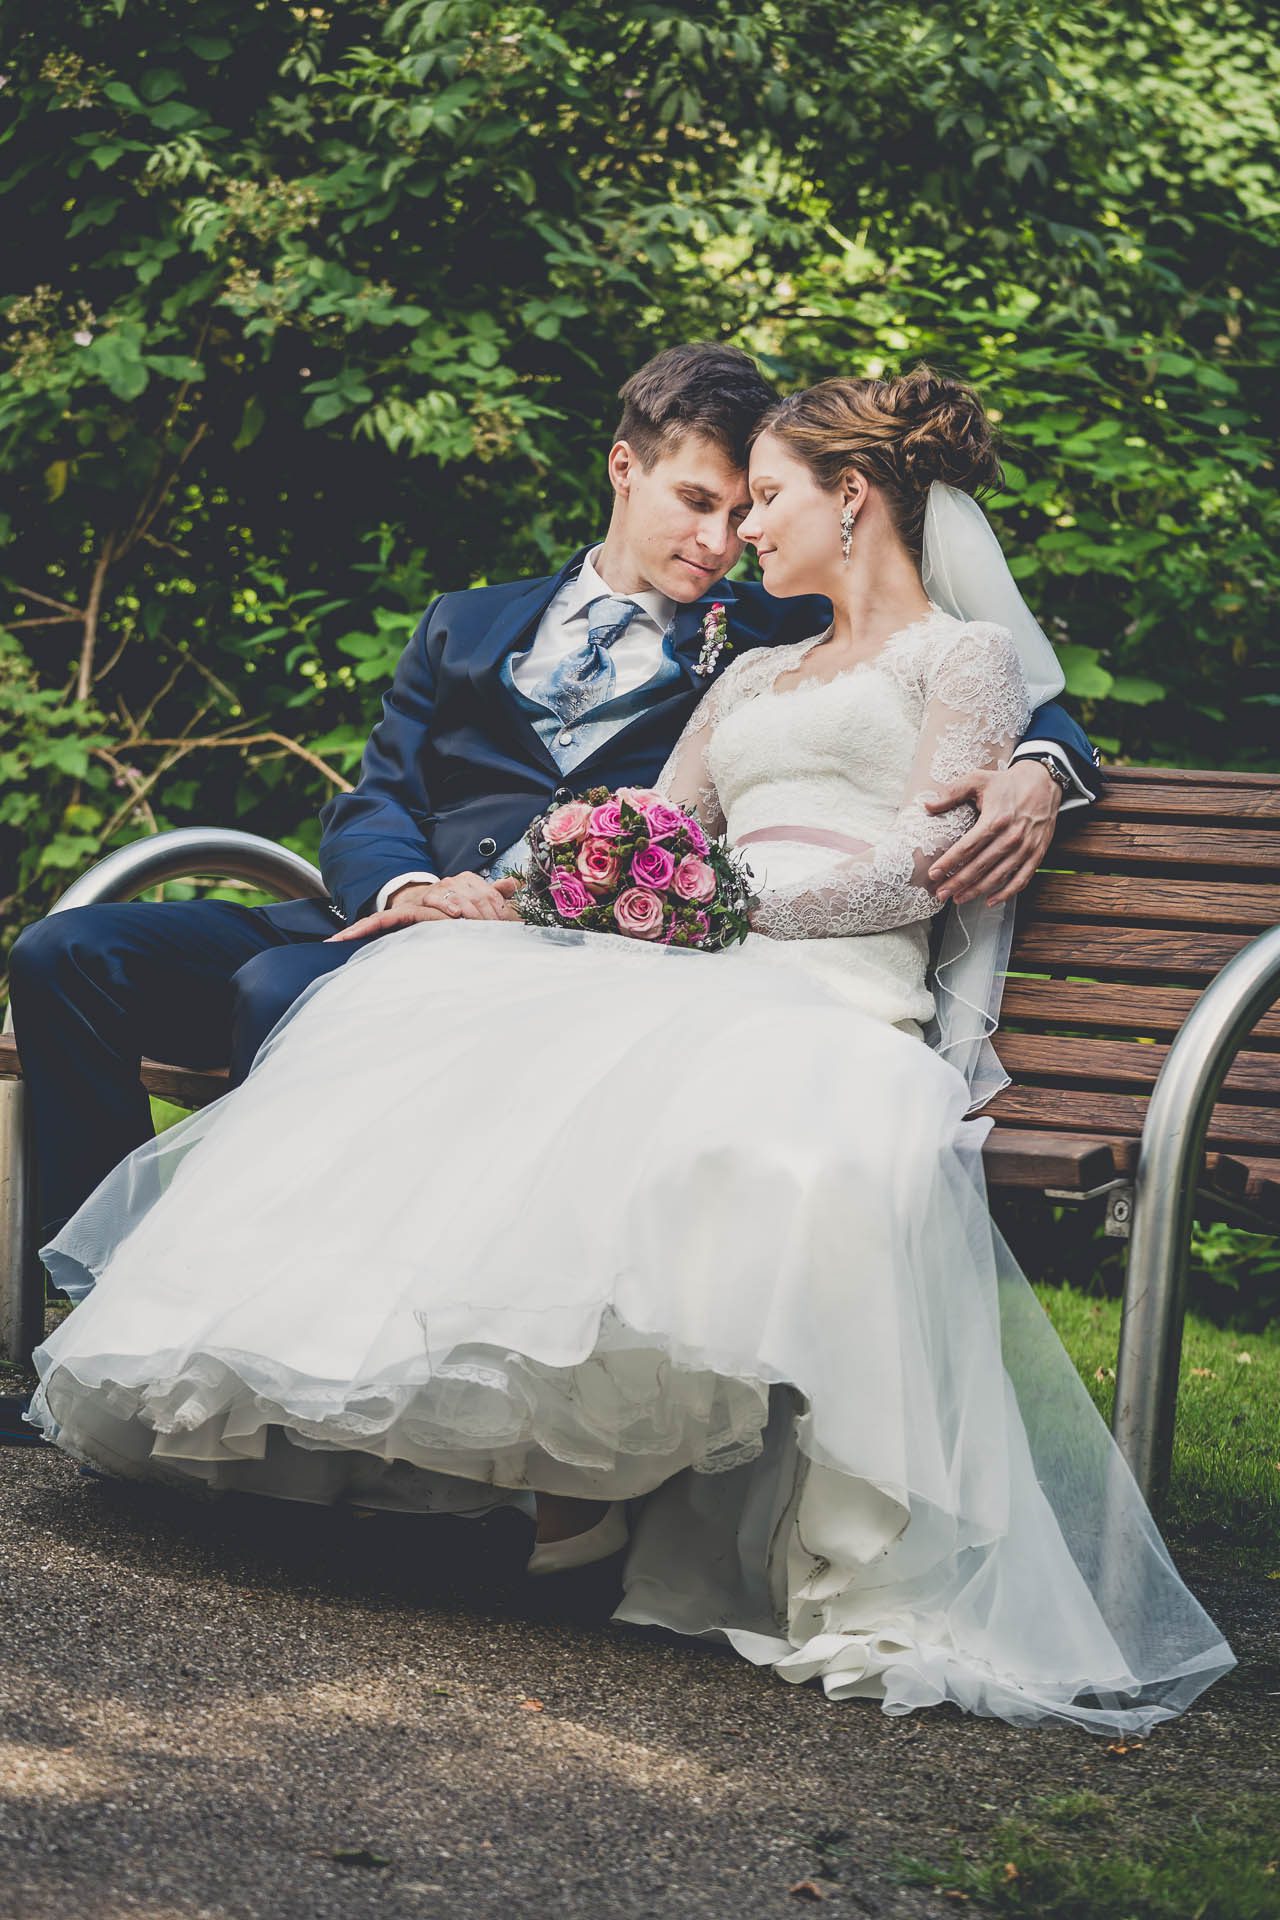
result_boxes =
[534,594,641,727]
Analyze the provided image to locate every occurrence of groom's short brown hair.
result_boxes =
[616,344,777,471]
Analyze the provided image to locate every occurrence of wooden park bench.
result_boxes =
[3,766,1279,1506]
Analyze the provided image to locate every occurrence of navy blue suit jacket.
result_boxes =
[318,546,1101,925]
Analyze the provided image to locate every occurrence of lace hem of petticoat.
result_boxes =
[28,1300,779,1489]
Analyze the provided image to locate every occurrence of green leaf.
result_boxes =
[148,100,205,132]
[143,354,206,381]
[43,737,92,777]
[1056,645,1115,700]
[1108,675,1166,706]
[139,69,183,104]
[84,331,150,401]
[186,34,233,59]
[304,393,351,427]
[233,395,266,451]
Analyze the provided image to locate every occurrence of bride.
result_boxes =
[27,369,1234,1734]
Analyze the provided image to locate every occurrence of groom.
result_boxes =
[10,343,1100,1252]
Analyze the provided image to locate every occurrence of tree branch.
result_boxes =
[75,531,116,703]
[129,731,353,791]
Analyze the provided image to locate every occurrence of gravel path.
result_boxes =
[1,1444,1275,1919]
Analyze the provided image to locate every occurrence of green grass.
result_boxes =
[1034,1283,1280,1575]
[893,1788,1280,1918]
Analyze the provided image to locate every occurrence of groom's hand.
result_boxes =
[924,761,1061,908]
[324,873,520,943]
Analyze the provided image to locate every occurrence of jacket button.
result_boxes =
[478,837,497,858]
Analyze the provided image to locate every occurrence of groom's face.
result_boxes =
[608,433,752,601]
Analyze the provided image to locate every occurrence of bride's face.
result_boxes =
[740,433,843,599]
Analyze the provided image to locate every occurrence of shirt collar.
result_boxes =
[560,545,676,632]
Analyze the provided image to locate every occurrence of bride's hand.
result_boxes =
[924,761,1061,907]
[325,873,520,943]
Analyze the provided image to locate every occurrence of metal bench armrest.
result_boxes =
[2,829,324,1361]
[1114,924,1280,1502]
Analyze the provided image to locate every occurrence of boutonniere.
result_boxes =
[693,602,731,678]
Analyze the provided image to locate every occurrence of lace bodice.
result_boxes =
[656,609,1031,942]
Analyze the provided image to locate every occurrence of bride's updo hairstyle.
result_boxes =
[755,365,1002,560]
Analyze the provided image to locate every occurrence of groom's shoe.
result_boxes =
[526,1500,629,1577]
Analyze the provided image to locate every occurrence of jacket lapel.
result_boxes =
[467,546,589,684]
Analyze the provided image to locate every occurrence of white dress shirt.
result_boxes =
[1008,738,1093,809]
[376,547,675,909]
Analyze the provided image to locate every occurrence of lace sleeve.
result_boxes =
[654,648,783,835]
[750,622,1032,941]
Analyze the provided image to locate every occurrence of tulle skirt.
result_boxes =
[29,921,1234,1732]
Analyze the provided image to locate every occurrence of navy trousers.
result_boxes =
[8,897,378,1250]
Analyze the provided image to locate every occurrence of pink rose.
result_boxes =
[641,800,687,843]
[615,785,660,812]
[544,801,591,846]
[549,871,592,919]
[588,801,624,839]
[613,887,664,940]
[576,838,621,895]
[680,815,709,856]
[630,843,676,891]
[672,854,716,904]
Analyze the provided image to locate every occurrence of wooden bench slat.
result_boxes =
[1086,782,1280,823]
[981,1130,1117,1189]
[1232,1154,1280,1199]
[996,1034,1280,1099]
[1011,925,1251,981]
[140,1059,229,1109]
[987,1085,1280,1150]
[0,1036,229,1110]
[998,979,1280,1043]
[1022,873,1280,932]
[1052,821,1279,872]
[1101,766,1280,791]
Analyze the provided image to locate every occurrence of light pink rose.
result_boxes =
[630,843,676,891]
[550,871,592,919]
[544,801,591,846]
[576,838,621,895]
[615,785,660,812]
[672,854,716,904]
[614,887,664,940]
[588,801,624,839]
[641,800,687,843]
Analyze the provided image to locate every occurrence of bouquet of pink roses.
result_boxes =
[515,785,755,950]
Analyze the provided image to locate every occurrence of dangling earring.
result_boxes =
[840,502,856,562]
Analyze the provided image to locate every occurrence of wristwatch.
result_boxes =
[1019,752,1075,796]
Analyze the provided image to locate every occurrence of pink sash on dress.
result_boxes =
[735,826,872,857]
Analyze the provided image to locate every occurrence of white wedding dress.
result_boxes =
[29,611,1234,1733]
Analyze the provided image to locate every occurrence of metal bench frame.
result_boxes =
[1,831,326,1361]
[3,827,1278,1508]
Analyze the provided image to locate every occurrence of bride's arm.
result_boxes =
[654,655,763,834]
[750,623,1031,940]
